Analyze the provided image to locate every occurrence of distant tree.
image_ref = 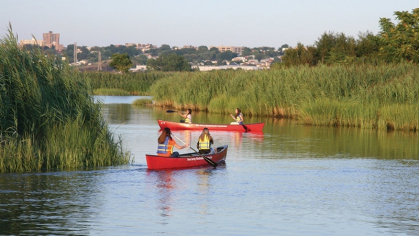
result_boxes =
[109,53,133,73]
[241,47,252,56]
[158,44,171,55]
[178,47,197,55]
[259,47,275,52]
[209,47,220,53]
[108,44,120,54]
[272,57,282,63]
[217,50,237,61]
[201,51,216,61]
[198,45,208,52]
[355,31,381,62]
[125,45,139,57]
[160,44,171,51]
[64,44,75,61]
[315,32,336,64]
[77,46,89,60]
[282,43,316,67]
[132,54,148,65]
[253,51,264,61]
[314,32,358,64]
[378,8,419,63]
[329,33,356,64]
[147,48,159,56]
[146,54,191,71]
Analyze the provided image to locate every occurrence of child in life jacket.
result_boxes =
[196,128,214,154]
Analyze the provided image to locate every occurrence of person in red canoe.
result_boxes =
[157,128,187,157]
[179,109,192,123]
[197,128,214,154]
[230,108,243,125]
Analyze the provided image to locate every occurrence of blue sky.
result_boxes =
[1,0,417,48]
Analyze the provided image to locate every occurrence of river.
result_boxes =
[1,96,418,235]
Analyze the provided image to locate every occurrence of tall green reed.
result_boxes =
[83,71,170,95]
[149,63,419,131]
[0,26,130,173]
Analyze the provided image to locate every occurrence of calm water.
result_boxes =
[1,96,418,235]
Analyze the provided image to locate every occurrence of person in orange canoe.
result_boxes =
[230,108,244,125]
[157,128,187,157]
[179,109,192,123]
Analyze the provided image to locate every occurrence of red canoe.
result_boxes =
[146,145,228,170]
[158,119,264,132]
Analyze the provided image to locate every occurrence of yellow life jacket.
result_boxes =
[157,137,173,155]
[198,135,211,150]
[236,113,243,123]
[185,114,191,124]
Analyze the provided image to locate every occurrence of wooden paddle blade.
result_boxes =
[166,110,176,113]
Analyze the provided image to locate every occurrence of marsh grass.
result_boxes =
[132,98,153,106]
[84,71,170,95]
[150,63,419,131]
[93,88,130,96]
[0,26,130,173]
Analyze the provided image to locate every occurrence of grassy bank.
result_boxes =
[83,71,170,95]
[93,88,131,96]
[132,98,153,106]
[0,28,130,173]
[149,63,419,131]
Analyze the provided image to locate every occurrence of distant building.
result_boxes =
[19,37,44,47]
[212,45,244,55]
[124,43,157,52]
[129,65,147,72]
[43,31,63,51]
[194,65,264,71]
[232,57,246,62]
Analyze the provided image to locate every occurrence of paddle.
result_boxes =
[167,110,189,123]
[171,134,217,168]
[242,124,248,132]
[231,121,249,132]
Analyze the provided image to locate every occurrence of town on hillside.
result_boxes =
[19,31,288,72]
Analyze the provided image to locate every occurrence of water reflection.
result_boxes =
[0,97,418,235]
[102,103,132,123]
[183,130,191,146]
[195,169,212,215]
[0,171,102,235]
[154,170,175,218]
[232,132,243,153]
[98,97,419,160]
[146,167,216,221]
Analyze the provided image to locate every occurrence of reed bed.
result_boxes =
[149,63,419,131]
[0,28,130,173]
[93,88,130,96]
[83,71,170,95]
[132,98,153,106]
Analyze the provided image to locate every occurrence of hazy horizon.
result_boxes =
[1,0,418,48]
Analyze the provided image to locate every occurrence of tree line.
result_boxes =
[25,7,418,72]
[60,43,285,66]
[277,8,419,67]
